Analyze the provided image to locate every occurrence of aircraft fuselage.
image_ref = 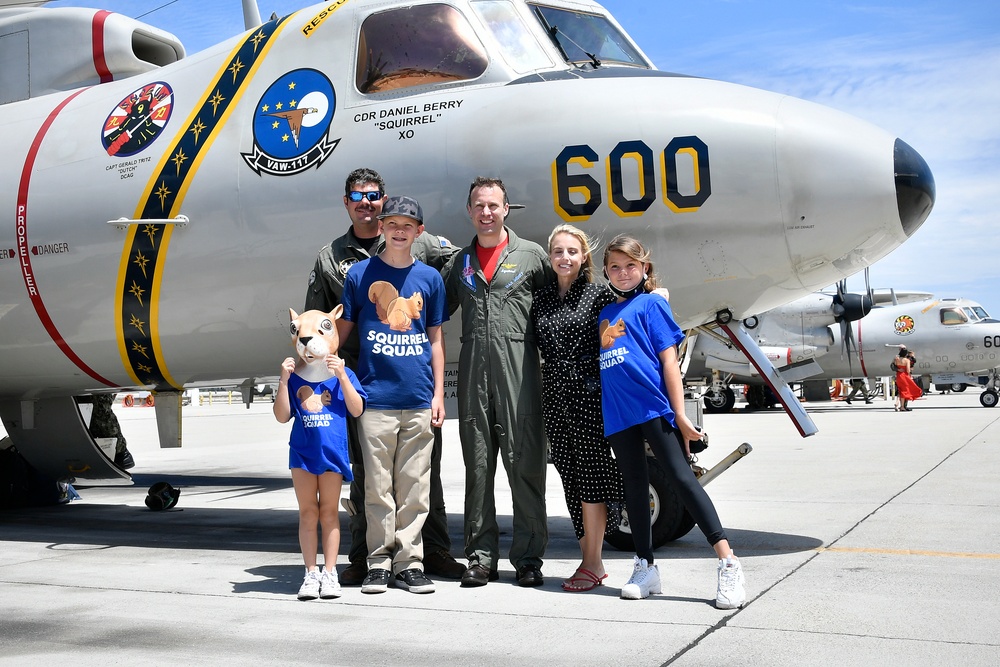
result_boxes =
[0,0,933,401]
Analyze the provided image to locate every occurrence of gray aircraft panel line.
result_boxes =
[2,390,998,666]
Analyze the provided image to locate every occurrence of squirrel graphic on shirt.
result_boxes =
[600,318,626,349]
[368,281,423,332]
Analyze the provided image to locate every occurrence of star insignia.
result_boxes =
[172,148,188,176]
[228,57,245,83]
[210,90,226,115]
[138,364,153,374]
[251,30,266,52]
[154,183,171,212]
[288,81,297,90]
[131,340,150,359]
[133,251,150,278]
[129,314,147,336]
[290,99,297,108]
[143,223,160,247]
[129,281,146,307]
[275,102,283,110]
[189,118,207,144]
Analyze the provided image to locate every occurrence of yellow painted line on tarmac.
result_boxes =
[818,546,1000,559]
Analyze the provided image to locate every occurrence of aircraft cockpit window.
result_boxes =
[973,306,991,319]
[527,3,648,68]
[357,5,489,94]
[471,0,553,73]
[940,308,968,325]
[964,307,980,321]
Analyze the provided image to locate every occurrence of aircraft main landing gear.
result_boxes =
[703,386,736,413]
[605,442,753,549]
[979,368,1000,407]
[980,389,998,408]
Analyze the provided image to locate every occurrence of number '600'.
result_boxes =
[552,137,711,222]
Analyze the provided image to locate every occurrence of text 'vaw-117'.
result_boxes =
[0,0,934,481]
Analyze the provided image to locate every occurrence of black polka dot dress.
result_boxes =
[532,276,624,540]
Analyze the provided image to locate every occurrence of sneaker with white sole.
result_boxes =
[620,556,661,600]
[395,568,436,594]
[716,555,746,609]
[297,569,321,600]
[361,568,391,594]
[319,569,341,599]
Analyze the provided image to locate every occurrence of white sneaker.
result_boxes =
[319,569,342,599]
[297,569,321,600]
[716,556,746,609]
[620,556,661,600]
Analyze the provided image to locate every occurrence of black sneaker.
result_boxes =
[395,568,435,594]
[361,568,390,594]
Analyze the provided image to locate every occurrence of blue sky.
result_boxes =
[56,0,1000,316]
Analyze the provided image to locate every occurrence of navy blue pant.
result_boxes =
[608,417,727,563]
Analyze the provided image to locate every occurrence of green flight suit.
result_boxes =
[442,227,553,571]
[305,226,458,565]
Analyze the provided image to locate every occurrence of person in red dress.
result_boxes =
[894,348,922,411]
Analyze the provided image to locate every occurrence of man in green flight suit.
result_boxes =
[442,176,554,587]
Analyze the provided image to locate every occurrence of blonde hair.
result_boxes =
[602,234,659,291]
[547,224,596,282]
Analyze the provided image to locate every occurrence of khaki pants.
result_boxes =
[357,409,433,573]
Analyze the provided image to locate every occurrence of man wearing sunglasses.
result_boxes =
[305,167,462,585]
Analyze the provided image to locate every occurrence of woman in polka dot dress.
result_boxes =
[531,224,626,592]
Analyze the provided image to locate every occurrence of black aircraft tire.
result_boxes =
[951,383,967,393]
[703,387,736,414]
[605,456,686,551]
[667,510,697,542]
[980,389,998,408]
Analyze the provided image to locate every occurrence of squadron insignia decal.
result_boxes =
[242,69,339,176]
[894,314,916,336]
[338,257,358,277]
[102,82,174,157]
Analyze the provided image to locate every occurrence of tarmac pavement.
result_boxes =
[2,390,999,665]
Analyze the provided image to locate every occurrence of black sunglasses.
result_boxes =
[347,191,383,202]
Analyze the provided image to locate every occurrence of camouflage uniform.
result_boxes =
[82,394,127,454]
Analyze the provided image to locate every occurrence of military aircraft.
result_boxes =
[687,294,1000,411]
[0,0,934,483]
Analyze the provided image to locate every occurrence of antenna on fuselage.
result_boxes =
[242,0,262,29]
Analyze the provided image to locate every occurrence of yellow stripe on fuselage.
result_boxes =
[115,16,295,388]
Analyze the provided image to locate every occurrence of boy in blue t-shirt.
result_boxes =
[339,196,447,595]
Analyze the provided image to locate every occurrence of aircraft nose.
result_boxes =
[894,138,935,238]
